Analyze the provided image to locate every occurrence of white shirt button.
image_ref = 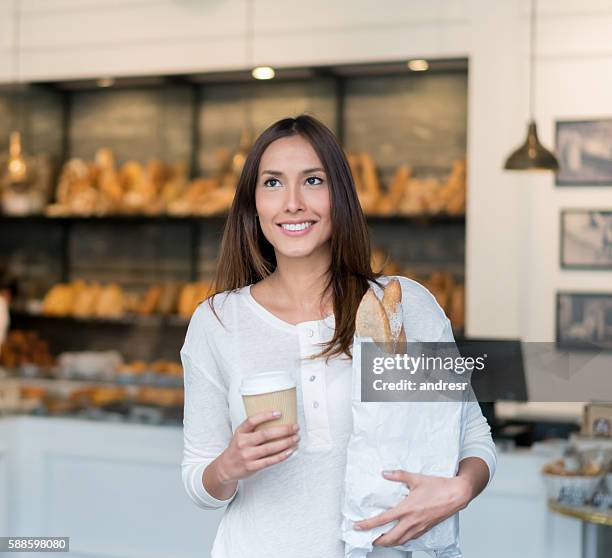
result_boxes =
[313,401,319,408]
[309,375,316,382]
[306,328,314,338]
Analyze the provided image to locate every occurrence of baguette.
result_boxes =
[355,279,405,353]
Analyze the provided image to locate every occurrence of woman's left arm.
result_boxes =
[456,399,498,501]
[439,315,497,501]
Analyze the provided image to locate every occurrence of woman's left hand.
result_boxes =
[352,470,473,547]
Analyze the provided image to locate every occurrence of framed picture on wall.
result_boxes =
[556,292,612,351]
[555,119,612,186]
[560,210,612,269]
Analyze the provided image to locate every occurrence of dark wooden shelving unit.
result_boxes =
[1,57,469,362]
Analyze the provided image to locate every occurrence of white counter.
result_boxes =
[0,416,581,558]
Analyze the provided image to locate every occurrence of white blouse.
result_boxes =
[180,275,497,558]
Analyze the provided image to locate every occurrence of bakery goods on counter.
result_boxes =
[1,334,183,387]
[2,379,185,423]
[54,352,183,385]
[541,443,611,505]
[0,330,55,369]
[1,351,185,424]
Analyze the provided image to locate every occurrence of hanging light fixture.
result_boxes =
[229,0,257,177]
[503,0,559,171]
[7,131,27,183]
[5,0,31,185]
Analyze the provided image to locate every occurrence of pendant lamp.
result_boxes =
[6,0,31,185]
[230,0,256,177]
[504,0,559,171]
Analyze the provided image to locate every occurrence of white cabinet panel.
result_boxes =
[0,417,584,558]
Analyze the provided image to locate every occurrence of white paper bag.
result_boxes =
[340,334,467,558]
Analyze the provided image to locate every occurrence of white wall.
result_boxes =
[0,0,611,341]
[519,1,612,341]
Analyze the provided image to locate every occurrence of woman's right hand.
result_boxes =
[217,410,300,483]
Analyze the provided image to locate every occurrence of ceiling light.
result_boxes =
[251,66,275,80]
[407,59,429,72]
[503,0,558,171]
[97,77,115,88]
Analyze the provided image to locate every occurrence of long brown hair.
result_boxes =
[208,114,384,363]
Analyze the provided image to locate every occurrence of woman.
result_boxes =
[181,114,496,557]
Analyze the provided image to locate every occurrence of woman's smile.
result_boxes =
[277,220,317,236]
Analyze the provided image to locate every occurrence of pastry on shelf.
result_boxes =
[20,385,47,402]
[0,330,55,369]
[116,359,183,381]
[42,397,77,415]
[72,281,102,318]
[41,283,76,316]
[156,281,182,315]
[424,271,455,314]
[57,350,123,380]
[150,360,183,377]
[346,151,382,215]
[136,386,184,407]
[46,147,190,217]
[121,290,142,314]
[375,165,411,216]
[137,285,163,316]
[41,281,127,319]
[66,386,96,407]
[159,161,189,209]
[95,148,123,210]
[166,177,234,216]
[398,160,466,216]
[94,283,125,318]
[89,386,127,407]
[178,281,214,319]
[38,279,212,320]
[116,360,148,378]
[162,362,184,377]
[166,142,244,216]
[428,160,466,215]
[48,158,101,216]
[399,176,438,216]
[359,152,383,214]
[0,380,21,412]
[448,283,465,331]
[401,267,465,331]
[370,248,402,276]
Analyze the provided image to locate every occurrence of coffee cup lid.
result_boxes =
[239,370,296,396]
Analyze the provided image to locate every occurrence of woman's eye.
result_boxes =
[264,178,280,188]
[306,176,324,186]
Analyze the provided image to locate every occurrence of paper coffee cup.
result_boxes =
[240,370,299,460]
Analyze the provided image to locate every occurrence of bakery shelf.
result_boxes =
[9,309,464,342]
[4,370,183,389]
[9,309,189,328]
[1,62,467,367]
[0,213,464,225]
